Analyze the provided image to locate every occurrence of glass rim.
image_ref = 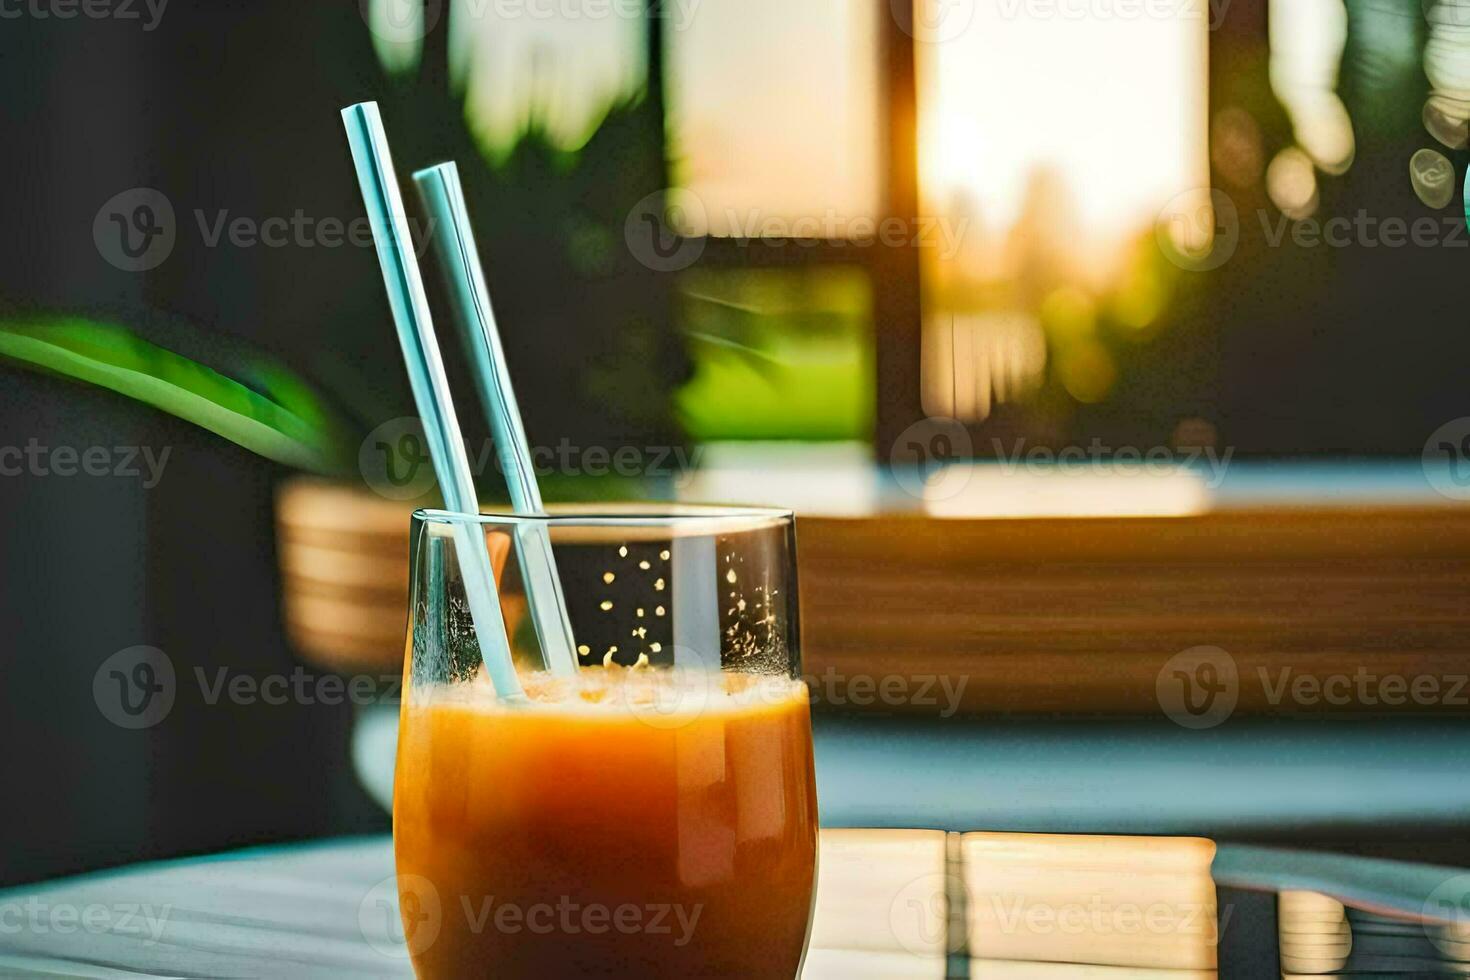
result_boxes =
[412,502,795,530]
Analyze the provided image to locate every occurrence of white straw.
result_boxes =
[413,162,580,676]
[341,102,524,701]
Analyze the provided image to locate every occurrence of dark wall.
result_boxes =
[0,0,680,887]
[0,2,404,886]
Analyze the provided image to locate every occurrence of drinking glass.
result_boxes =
[393,505,817,979]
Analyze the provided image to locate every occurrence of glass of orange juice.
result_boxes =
[392,505,818,979]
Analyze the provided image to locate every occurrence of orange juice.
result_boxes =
[393,669,818,978]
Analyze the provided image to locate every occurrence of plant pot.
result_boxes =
[274,476,417,675]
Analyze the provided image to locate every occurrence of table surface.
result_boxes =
[1,830,1468,978]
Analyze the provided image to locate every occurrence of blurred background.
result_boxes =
[4,0,1470,888]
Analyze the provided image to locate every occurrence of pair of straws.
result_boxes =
[342,101,576,701]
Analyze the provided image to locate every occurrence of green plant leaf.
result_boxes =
[0,318,353,474]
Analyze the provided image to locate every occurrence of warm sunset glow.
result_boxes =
[916,0,1210,278]
[915,0,1210,420]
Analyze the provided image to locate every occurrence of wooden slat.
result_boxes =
[797,509,1470,715]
